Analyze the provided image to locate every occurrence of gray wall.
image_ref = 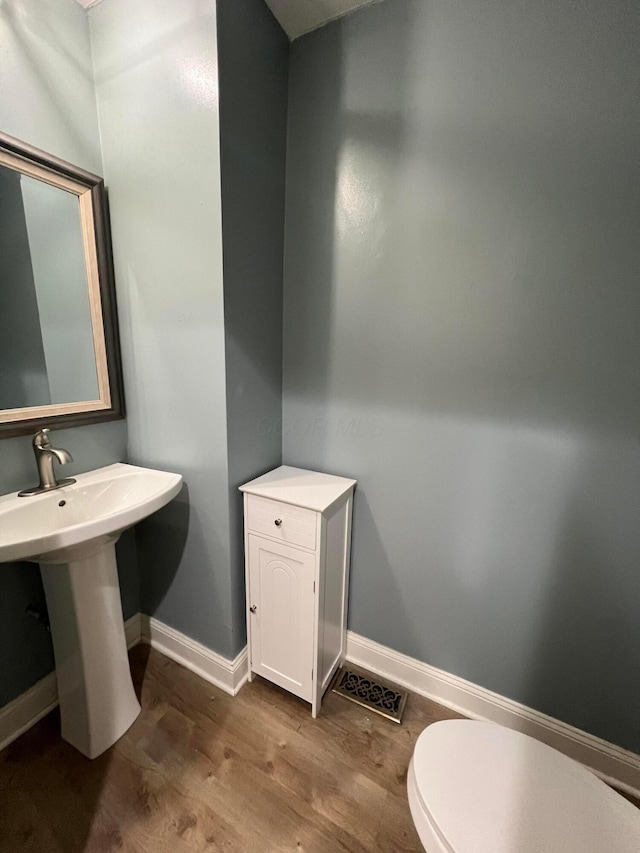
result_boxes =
[90,0,236,657]
[283,0,640,751]
[0,0,132,709]
[91,0,288,660]
[217,0,288,655]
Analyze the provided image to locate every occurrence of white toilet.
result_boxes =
[408,719,640,853]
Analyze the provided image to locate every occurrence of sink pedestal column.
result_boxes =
[39,533,141,759]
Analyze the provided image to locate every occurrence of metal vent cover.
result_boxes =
[332,666,408,723]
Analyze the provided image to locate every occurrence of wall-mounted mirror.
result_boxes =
[0,132,124,437]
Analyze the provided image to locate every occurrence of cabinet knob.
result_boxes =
[250,605,257,613]
[274,518,283,527]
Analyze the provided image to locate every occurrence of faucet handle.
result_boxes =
[33,428,52,449]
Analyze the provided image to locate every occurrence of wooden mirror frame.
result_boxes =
[0,132,124,437]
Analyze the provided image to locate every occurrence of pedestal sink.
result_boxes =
[0,463,182,758]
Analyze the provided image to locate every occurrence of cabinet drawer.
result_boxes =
[246,494,317,551]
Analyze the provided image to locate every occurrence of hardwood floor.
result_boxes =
[0,646,463,852]
[2,647,637,852]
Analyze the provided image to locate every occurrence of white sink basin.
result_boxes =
[0,462,182,563]
[0,461,182,759]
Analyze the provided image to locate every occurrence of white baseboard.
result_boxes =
[0,613,141,754]
[139,615,248,697]
[124,611,142,648]
[0,671,58,754]
[3,616,638,799]
[346,630,640,798]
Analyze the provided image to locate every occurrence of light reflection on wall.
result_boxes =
[179,55,218,110]
[335,138,382,242]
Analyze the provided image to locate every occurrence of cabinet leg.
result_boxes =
[248,667,255,683]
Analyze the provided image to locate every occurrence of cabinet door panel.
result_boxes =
[248,535,315,702]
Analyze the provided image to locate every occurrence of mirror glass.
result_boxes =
[0,132,124,436]
[0,165,98,410]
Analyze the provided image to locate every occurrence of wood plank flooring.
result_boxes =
[1,646,637,852]
[0,646,462,852]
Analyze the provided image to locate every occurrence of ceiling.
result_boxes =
[74,0,381,40]
[263,0,380,39]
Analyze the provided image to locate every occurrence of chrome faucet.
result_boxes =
[18,429,76,497]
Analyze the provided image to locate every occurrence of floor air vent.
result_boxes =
[332,666,408,723]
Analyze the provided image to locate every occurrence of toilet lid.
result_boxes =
[411,720,640,853]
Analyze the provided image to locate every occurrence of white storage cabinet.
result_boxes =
[240,466,356,717]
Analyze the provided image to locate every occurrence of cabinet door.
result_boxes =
[248,534,316,702]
